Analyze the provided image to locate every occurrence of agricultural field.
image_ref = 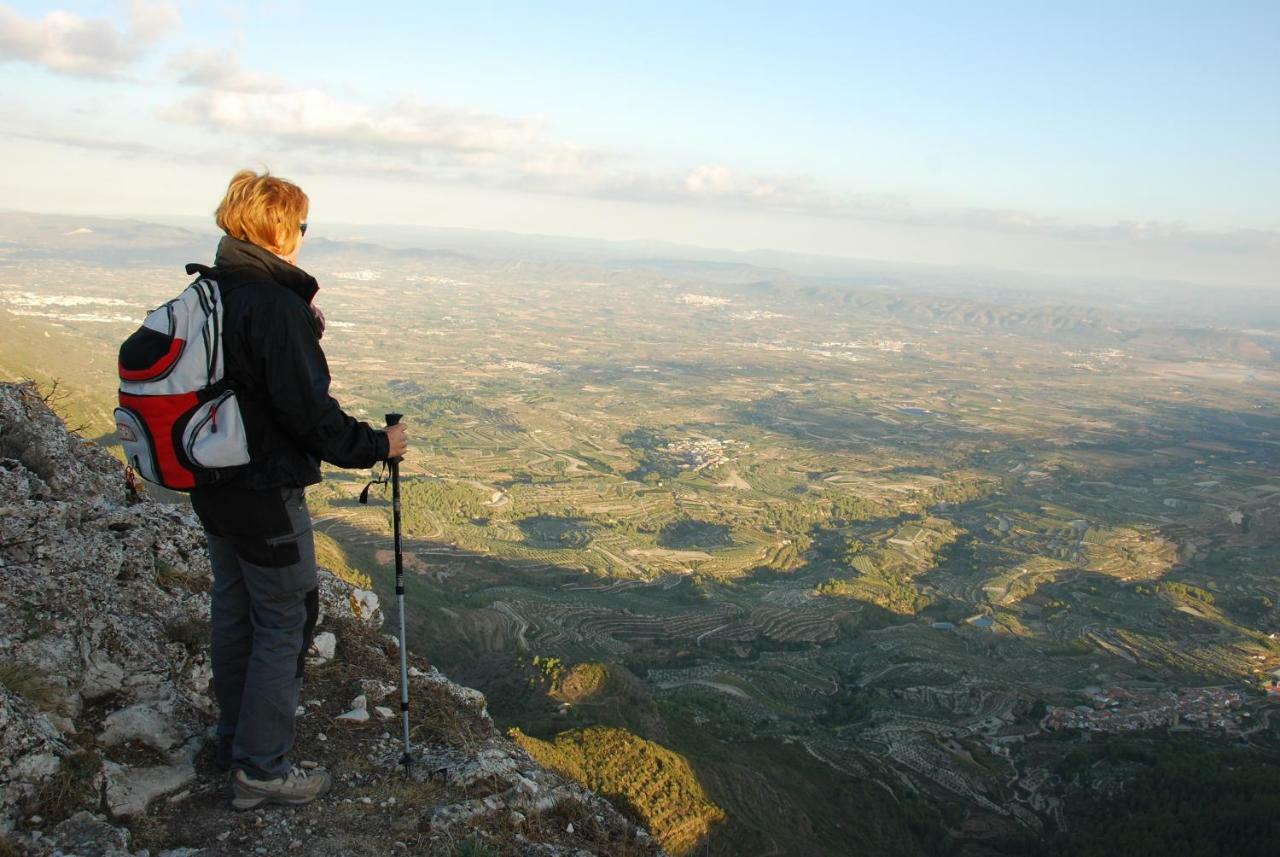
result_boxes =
[5,212,1280,855]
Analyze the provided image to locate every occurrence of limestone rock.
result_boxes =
[359,678,396,701]
[0,685,69,832]
[43,811,133,857]
[336,707,371,724]
[412,665,490,721]
[310,631,337,662]
[414,739,651,848]
[352,587,381,623]
[316,573,384,629]
[104,760,197,819]
[99,698,182,752]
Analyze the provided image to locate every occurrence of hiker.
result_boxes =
[190,169,409,809]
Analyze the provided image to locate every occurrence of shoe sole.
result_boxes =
[231,794,320,810]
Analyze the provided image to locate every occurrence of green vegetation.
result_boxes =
[398,479,492,533]
[449,835,498,857]
[1043,736,1280,857]
[518,516,593,549]
[553,662,609,703]
[510,725,725,856]
[657,519,733,550]
[313,529,374,590]
[620,427,683,481]
[815,516,961,614]
[1153,581,1216,606]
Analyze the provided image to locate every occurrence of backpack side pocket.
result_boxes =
[114,406,161,485]
[182,391,250,469]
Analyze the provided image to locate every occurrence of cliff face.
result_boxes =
[0,382,664,857]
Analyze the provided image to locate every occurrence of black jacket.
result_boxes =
[190,236,389,493]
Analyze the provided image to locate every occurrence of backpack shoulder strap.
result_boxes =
[184,262,253,296]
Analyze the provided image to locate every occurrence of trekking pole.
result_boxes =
[385,412,413,774]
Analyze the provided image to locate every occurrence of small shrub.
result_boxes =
[165,618,209,655]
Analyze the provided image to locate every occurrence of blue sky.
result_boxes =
[0,1,1276,286]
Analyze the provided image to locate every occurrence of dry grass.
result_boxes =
[344,776,443,808]
[538,795,660,857]
[326,615,493,749]
[154,559,210,594]
[412,681,492,751]
[24,750,102,826]
[432,795,661,857]
[0,661,62,711]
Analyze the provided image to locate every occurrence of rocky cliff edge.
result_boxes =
[0,381,664,857]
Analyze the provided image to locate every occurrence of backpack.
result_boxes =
[114,265,250,490]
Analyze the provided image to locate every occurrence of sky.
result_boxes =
[0,1,1277,287]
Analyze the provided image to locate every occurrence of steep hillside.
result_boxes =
[0,381,665,857]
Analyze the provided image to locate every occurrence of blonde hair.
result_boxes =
[215,169,309,257]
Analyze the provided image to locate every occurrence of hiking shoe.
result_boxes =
[231,766,332,810]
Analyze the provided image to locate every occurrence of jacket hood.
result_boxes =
[213,235,319,304]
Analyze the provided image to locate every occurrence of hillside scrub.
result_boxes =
[510,725,725,856]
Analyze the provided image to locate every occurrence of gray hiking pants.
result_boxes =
[200,486,319,780]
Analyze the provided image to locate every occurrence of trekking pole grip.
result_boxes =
[385,413,403,463]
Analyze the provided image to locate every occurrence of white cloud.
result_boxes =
[157,82,1280,256]
[165,89,545,152]
[168,48,285,92]
[127,0,178,42]
[147,45,1280,258]
[161,86,614,188]
[10,22,1266,262]
[684,165,737,195]
[0,1,177,78]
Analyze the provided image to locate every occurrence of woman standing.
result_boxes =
[191,169,408,809]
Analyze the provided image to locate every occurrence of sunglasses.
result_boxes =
[300,221,309,237]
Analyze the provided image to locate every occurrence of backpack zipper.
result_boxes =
[209,282,222,382]
[195,280,216,387]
